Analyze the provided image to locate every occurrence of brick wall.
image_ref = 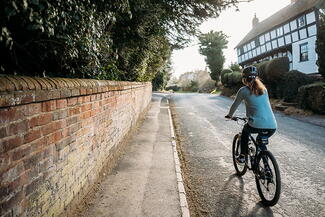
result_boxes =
[0,76,152,217]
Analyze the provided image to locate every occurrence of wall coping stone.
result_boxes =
[0,75,151,108]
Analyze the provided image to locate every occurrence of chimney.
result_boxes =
[252,13,259,28]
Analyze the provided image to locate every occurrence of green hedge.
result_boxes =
[221,69,232,85]
[278,70,314,102]
[297,82,325,114]
[265,57,290,82]
[221,70,241,87]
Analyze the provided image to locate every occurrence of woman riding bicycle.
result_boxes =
[225,65,277,163]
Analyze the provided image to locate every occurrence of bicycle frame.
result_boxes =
[247,134,268,172]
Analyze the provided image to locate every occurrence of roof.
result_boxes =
[235,0,321,49]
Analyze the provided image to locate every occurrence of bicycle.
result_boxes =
[230,116,281,206]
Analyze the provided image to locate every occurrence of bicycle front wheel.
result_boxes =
[255,151,281,206]
[232,134,247,176]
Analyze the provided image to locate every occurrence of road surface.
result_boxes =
[169,93,325,217]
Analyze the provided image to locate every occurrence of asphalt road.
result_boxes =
[169,93,325,217]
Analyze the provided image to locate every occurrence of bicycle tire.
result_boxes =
[255,151,281,206]
[232,134,247,176]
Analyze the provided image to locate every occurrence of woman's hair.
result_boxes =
[243,77,266,96]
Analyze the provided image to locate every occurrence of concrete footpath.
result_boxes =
[81,93,188,217]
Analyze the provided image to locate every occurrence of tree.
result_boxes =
[229,62,242,72]
[316,9,325,78]
[198,31,228,81]
[1,0,241,81]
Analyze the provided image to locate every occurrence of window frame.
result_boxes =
[299,42,308,62]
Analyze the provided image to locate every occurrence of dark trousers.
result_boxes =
[240,124,276,155]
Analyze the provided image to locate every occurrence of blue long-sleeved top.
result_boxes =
[227,86,277,129]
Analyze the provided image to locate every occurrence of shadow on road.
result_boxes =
[213,174,275,217]
[247,201,274,217]
[212,174,244,217]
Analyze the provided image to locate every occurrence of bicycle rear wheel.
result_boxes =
[232,134,247,176]
[255,151,281,206]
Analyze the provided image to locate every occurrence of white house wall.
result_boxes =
[292,36,318,74]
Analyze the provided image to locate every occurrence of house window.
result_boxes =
[297,16,306,28]
[290,20,297,30]
[277,27,283,36]
[299,28,307,39]
[259,35,265,44]
[265,33,270,42]
[283,23,290,34]
[251,41,255,49]
[285,34,292,44]
[270,30,277,39]
[306,11,316,24]
[247,43,251,51]
[300,43,308,62]
[308,24,317,36]
[291,31,299,42]
[255,38,260,46]
[266,42,272,51]
[278,37,285,47]
[272,40,278,49]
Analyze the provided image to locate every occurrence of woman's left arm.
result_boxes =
[226,88,244,117]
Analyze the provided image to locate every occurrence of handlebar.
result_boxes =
[228,116,248,122]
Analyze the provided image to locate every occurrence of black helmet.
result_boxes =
[242,66,258,79]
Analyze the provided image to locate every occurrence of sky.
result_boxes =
[171,0,292,78]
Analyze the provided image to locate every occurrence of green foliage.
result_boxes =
[221,69,232,85]
[254,61,269,82]
[255,57,289,98]
[297,82,325,114]
[152,59,172,91]
[265,57,290,83]
[229,63,241,72]
[1,0,241,81]
[278,70,314,102]
[316,9,325,78]
[198,31,228,82]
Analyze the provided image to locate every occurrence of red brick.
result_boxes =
[81,111,91,119]
[46,130,62,145]
[67,97,78,106]
[26,103,42,116]
[25,175,43,196]
[28,116,38,129]
[66,116,78,126]
[83,96,91,103]
[8,120,28,136]
[0,172,28,201]
[24,129,41,144]
[0,190,24,211]
[43,120,65,137]
[12,145,32,161]
[0,153,11,173]
[1,162,24,183]
[30,137,46,153]
[81,104,92,112]
[91,95,97,101]
[1,136,24,154]
[56,99,67,109]
[23,152,42,170]
[0,107,24,124]
[38,113,52,126]
[0,127,8,139]
[41,101,56,112]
